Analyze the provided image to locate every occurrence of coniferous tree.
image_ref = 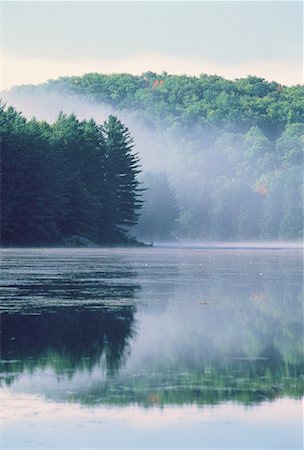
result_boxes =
[51,113,107,241]
[101,115,143,241]
[0,104,64,244]
[0,105,143,246]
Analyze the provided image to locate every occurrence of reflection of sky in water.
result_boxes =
[1,248,303,448]
[2,390,303,448]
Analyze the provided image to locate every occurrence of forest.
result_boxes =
[3,72,304,244]
[0,105,142,245]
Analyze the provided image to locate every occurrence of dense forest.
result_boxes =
[4,72,304,242]
[0,104,142,246]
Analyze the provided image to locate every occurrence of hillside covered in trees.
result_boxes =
[0,104,142,246]
[4,73,304,242]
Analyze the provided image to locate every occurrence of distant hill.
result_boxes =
[10,73,304,135]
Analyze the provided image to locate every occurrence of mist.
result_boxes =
[3,89,184,174]
[2,81,303,244]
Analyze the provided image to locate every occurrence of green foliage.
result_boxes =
[101,116,143,241]
[0,105,65,244]
[17,72,302,135]
[0,103,142,245]
[8,73,304,240]
[259,167,303,239]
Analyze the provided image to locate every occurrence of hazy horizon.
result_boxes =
[1,1,303,89]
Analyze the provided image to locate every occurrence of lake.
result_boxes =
[1,247,303,449]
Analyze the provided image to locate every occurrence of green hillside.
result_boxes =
[6,73,304,241]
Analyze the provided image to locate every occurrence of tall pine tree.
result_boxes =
[100,115,143,242]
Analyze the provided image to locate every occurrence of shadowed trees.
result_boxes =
[0,104,142,246]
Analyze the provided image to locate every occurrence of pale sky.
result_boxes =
[1,1,303,89]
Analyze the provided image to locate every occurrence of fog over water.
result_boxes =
[1,247,303,448]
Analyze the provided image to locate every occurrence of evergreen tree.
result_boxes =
[0,104,64,244]
[101,115,142,241]
[51,113,106,241]
[0,105,143,246]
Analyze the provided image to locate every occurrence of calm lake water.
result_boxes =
[1,247,303,449]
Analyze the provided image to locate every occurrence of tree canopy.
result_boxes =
[0,103,142,246]
[6,72,304,241]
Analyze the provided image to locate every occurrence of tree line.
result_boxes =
[8,73,304,240]
[15,72,303,139]
[0,103,142,246]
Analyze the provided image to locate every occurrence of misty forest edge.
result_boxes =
[1,72,303,246]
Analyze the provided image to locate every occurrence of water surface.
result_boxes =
[1,247,303,448]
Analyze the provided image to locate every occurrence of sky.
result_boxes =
[1,1,303,89]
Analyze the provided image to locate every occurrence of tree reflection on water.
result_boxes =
[1,307,137,378]
[0,248,303,408]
